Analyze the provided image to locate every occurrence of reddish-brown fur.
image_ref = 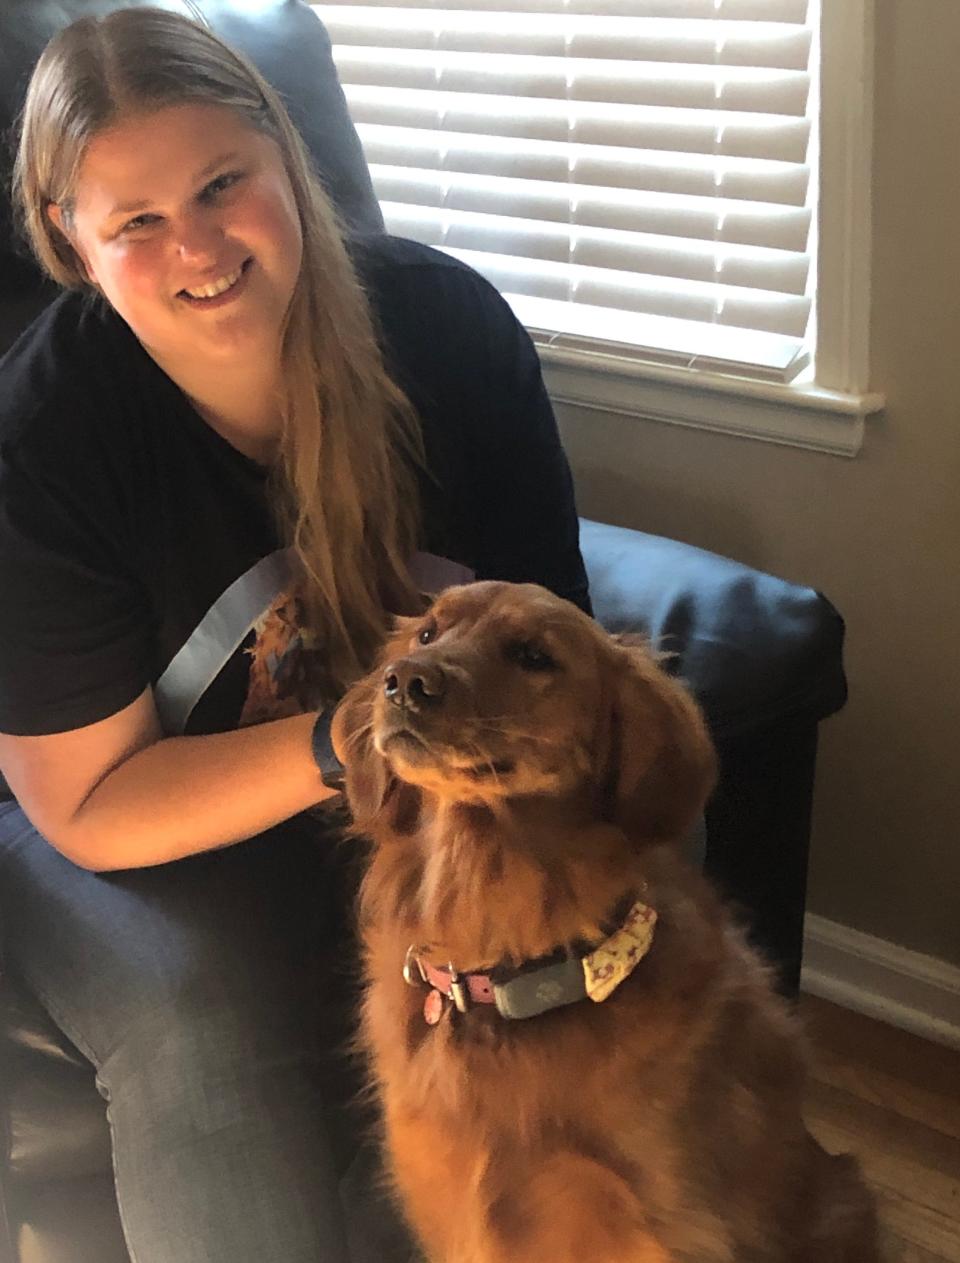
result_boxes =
[332,581,879,1263]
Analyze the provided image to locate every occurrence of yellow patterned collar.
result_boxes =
[406,896,657,1023]
[581,898,658,1002]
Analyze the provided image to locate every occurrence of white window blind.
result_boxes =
[313,0,819,384]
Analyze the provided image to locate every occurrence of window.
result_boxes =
[314,0,880,454]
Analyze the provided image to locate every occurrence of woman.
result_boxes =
[0,7,588,1263]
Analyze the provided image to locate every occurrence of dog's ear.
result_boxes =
[595,638,717,845]
[331,641,423,836]
[331,674,391,828]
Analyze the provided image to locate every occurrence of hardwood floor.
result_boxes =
[799,995,960,1263]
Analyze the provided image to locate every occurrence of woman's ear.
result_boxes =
[46,202,66,237]
[46,203,97,286]
[596,639,717,846]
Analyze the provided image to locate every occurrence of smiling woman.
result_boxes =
[0,6,589,1263]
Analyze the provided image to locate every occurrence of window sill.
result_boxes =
[537,343,884,458]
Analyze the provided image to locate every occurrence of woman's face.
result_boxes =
[52,102,303,370]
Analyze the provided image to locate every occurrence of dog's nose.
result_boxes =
[383,659,447,711]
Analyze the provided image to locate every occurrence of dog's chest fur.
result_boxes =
[357,814,797,1261]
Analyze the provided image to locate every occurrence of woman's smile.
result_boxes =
[178,257,253,306]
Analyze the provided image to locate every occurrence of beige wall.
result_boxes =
[555,0,960,967]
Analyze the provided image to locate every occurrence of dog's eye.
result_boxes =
[506,639,557,672]
[417,622,438,645]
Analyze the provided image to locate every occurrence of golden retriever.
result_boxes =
[332,580,879,1263]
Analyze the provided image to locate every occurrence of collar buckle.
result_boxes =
[447,967,470,1013]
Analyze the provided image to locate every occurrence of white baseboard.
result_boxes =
[801,914,960,1051]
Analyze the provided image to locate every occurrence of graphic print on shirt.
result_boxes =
[238,587,320,727]
[234,550,476,728]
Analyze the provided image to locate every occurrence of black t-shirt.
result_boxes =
[0,235,588,739]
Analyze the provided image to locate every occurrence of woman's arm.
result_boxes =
[0,688,337,871]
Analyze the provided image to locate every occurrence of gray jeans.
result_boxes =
[0,801,416,1263]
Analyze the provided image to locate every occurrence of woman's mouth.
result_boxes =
[178,258,252,306]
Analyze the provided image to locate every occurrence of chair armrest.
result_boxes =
[579,518,847,743]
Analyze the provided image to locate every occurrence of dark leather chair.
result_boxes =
[0,2,848,1259]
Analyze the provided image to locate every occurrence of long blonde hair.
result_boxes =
[13,5,425,701]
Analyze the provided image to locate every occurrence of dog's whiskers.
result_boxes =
[458,735,508,786]
[341,719,375,754]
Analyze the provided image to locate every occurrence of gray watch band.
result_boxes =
[311,710,345,792]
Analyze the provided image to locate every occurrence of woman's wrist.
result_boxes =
[310,710,345,793]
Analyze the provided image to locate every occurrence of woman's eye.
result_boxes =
[121,214,159,234]
[202,171,241,200]
[507,640,557,672]
[417,623,437,645]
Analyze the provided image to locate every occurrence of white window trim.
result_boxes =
[537,0,881,458]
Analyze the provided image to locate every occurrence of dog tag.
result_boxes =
[423,989,445,1026]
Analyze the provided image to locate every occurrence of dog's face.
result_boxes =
[366,582,611,801]
[333,581,716,843]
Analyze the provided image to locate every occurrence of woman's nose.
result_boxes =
[175,213,224,267]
